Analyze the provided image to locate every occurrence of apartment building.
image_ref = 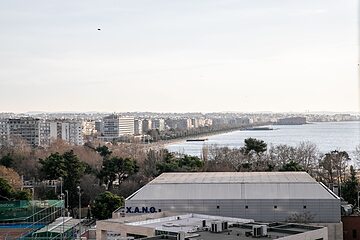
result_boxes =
[103,115,135,138]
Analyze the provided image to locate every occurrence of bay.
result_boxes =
[166,121,360,156]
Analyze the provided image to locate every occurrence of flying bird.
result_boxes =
[97,28,101,31]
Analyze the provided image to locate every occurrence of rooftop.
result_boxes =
[150,172,315,184]
[33,217,80,235]
[99,212,326,240]
[127,172,339,200]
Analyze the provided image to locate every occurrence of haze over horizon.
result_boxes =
[0,0,358,113]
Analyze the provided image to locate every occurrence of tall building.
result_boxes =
[60,121,84,145]
[142,119,152,133]
[0,118,84,146]
[7,118,41,146]
[82,121,97,136]
[0,119,9,144]
[191,118,199,128]
[95,121,104,135]
[151,119,165,131]
[103,115,135,137]
[134,119,143,135]
[39,120,52,146]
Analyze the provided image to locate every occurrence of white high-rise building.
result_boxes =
[103,115,135,137]
[60,121,84,145]
[151,119,165,131]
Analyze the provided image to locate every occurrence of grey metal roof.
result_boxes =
[127,172,338,200]
[150,172,315,184]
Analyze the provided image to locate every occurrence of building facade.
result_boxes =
[126,172,341,223]
[103,115,135,138]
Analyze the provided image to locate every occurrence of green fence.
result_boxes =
[0,200,64,240]
[0,200,64,223]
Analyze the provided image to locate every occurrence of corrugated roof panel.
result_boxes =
[150,172,315,184]
[129,172,336,201]
[130,183,335,200]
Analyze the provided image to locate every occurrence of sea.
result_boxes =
[166,121,360,157]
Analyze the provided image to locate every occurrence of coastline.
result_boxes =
[141,128,243,149]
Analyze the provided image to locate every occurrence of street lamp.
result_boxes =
[65,190,69,214]
[59,177,64,240]
[77,186,82,239]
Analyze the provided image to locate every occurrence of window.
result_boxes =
[274,206,277,209]
[303,205,307,209]
[216,205,220,209]
[353,229,357,239]
[245,206,248,209]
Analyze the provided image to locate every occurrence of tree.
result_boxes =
[155,152,204,175]
[268,144,297,167]
[0,166,22,190]
[98,157,139,190]
[295,142,319,176]
[341,165,358,206]
[242,138,267,155]
[0,178,31,201]
[0,178,13,200]
[92,191,124,220]
[280,161,305,172]
[96,146,112,158]
[0,154,14,168]
[39,150,86,208]
[319,150,350,186]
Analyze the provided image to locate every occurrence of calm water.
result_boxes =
[166,121,360,156]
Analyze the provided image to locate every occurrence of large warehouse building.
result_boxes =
[125,172,340,223]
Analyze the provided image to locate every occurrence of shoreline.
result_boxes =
[141,128,244,149]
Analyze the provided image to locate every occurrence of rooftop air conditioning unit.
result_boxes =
[260,225,267,236]
[253,226,262,237]
[252,225,267,237]
[210,221,222,233]
[177,231,185,240]
[222,221,228,230]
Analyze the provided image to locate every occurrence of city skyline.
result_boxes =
[0,0,358,113]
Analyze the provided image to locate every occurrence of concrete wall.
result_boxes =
[281,227,328,240]
[126,198,340,223]
[313,223,343,240]
[96,221,155,240]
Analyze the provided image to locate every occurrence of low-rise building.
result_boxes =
[96,212,328,240]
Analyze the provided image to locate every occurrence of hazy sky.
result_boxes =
[0,0,358,113]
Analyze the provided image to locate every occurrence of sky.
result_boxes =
[0,0,358,113]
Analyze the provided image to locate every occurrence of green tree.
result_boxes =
[0,178,13,200]
[0,154,14,168]
[96,146,112,158]
[39,150,86,207]
[92,191,124,220]
[242,138,267,155]
[156,154,203,174]
[279,161,305,172]
[0,178,31,201]
[98,157,139,190]
[178,155,204,171]
[341,165,358,205]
